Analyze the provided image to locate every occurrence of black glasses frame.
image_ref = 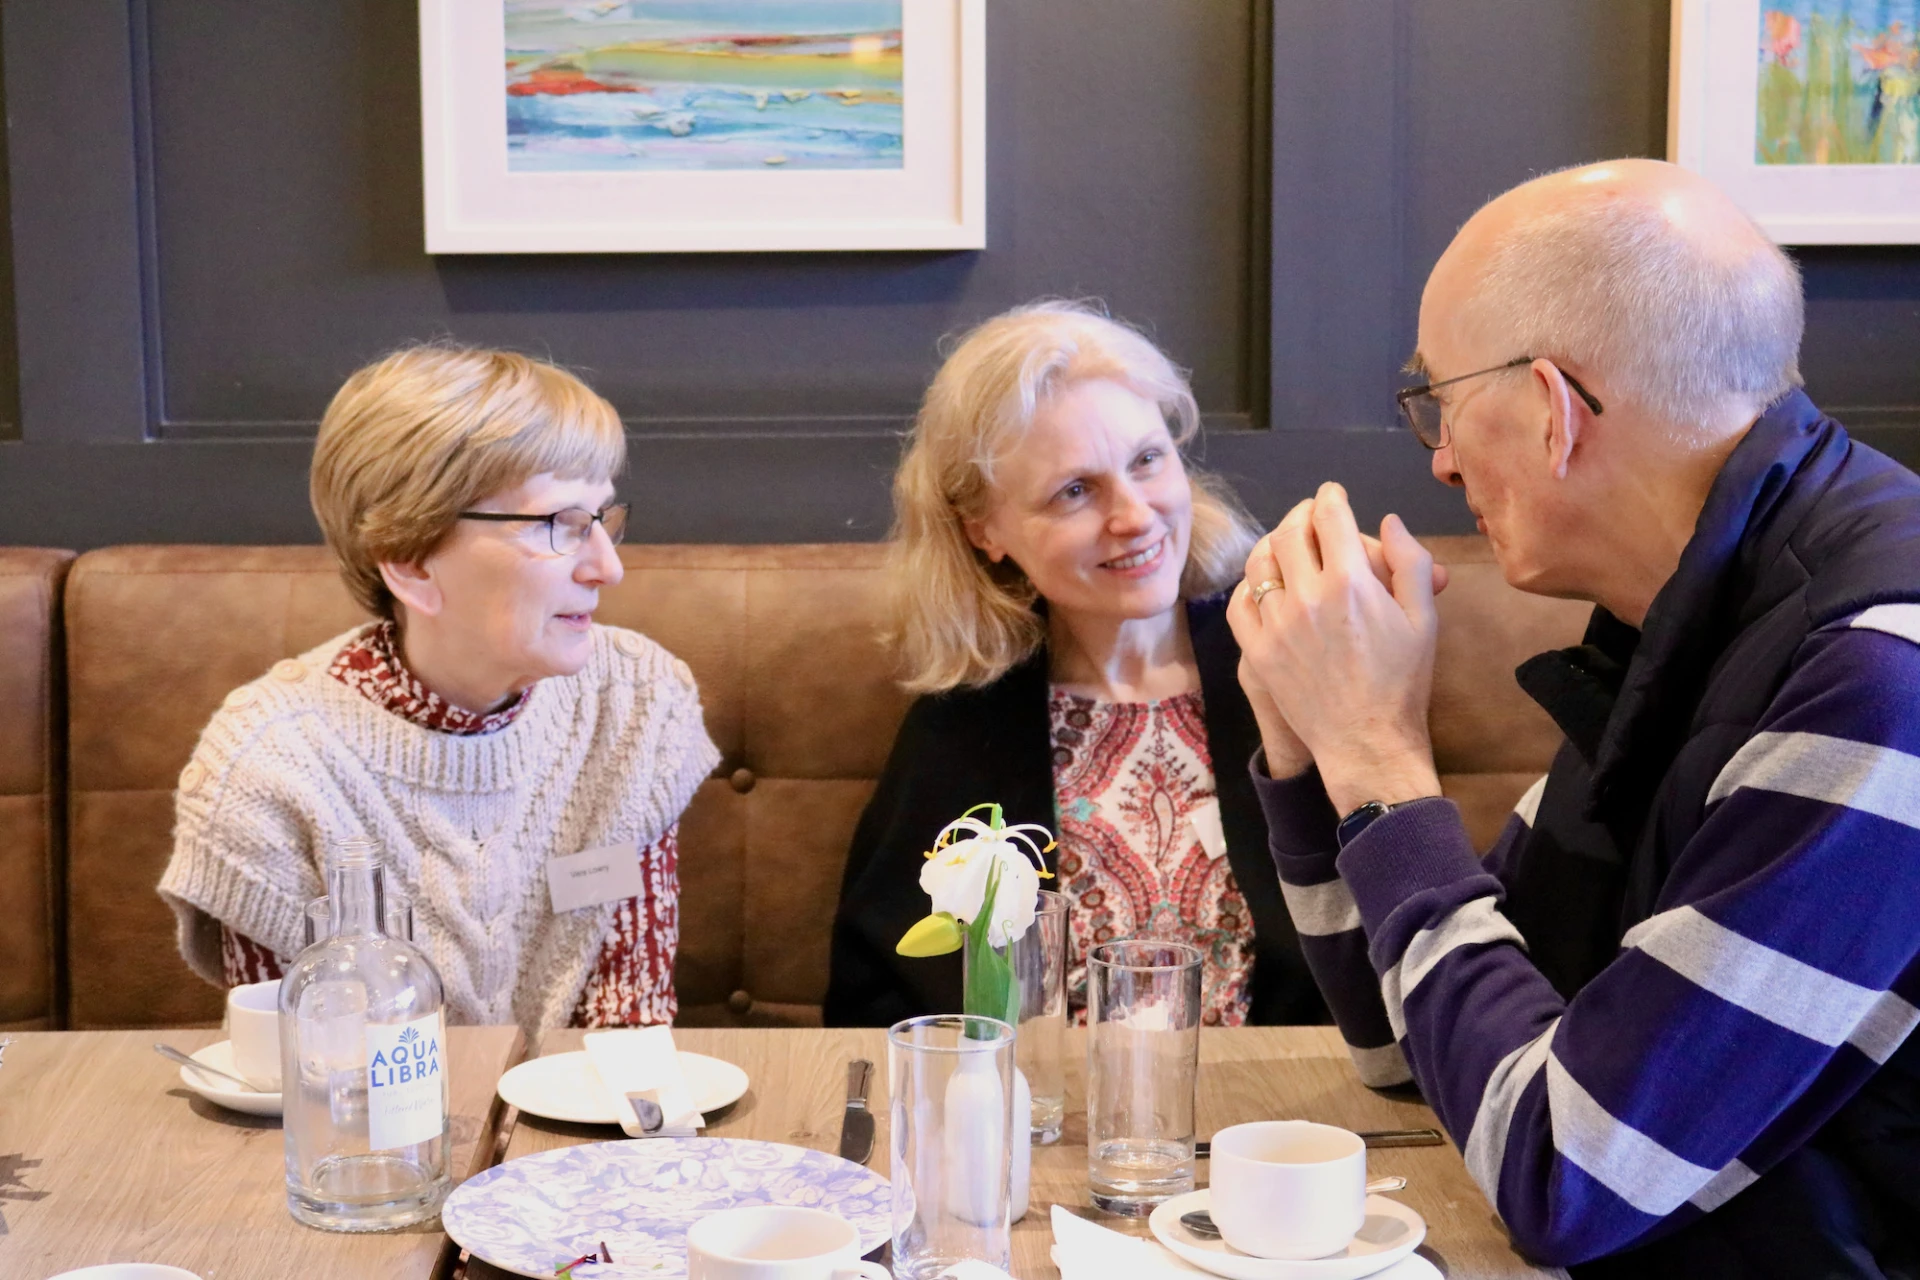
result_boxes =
[1396,356,1604,449]
[456,501,630,555]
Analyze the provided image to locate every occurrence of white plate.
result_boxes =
[1149,1190,1428,1280]
[175,1041,282,1117]
[495,1048,749,1124]
[442,1136,889,1279]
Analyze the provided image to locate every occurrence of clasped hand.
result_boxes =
[1229,482,1445,816]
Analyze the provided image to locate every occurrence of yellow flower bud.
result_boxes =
[896,912,965,957]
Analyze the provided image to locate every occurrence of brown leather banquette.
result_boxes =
[0,549,73,1030]
[10,539,1587,1029]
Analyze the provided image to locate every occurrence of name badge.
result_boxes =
[546,843,646,914]
[1189,798,1229,861]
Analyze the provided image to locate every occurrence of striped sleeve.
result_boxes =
[1250,751,1541,1090]
[1323,613,1920,1265]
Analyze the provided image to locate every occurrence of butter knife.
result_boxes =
[838,1059,875,1164]
[1194,1127,1442,1158]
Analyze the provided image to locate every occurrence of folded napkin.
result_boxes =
[582,1027,703,1138]
[1051,1205,1210,1280]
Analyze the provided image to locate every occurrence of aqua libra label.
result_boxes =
[366,1011,446,1151]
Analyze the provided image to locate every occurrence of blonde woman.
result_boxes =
[158,347,718,1036]
[825,302,1327,1029]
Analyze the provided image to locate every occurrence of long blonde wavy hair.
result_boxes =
[888,301,1260,693]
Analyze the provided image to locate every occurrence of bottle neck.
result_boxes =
[326,857,388,938]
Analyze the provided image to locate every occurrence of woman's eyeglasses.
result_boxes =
[1396,357,1603,449]
[456,501,630,555]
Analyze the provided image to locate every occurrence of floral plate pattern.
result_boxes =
[441,1137,891,1278]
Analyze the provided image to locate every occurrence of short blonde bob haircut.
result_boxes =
[889,300,1260,693]
[311,344,625,620]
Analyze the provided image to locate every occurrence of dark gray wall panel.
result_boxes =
[1267,0,1403,431]
[1797,246,1920,413]
[2,0,148,444]
[0,4,17,441]
[1,0,1916,550]
[143,0,1257,433]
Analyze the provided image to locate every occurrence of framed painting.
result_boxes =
[1670,0,1920,243]
[420,0,985,253]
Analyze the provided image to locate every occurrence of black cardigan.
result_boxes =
[822,593,1329,1028]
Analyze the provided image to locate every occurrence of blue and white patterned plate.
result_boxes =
[442,1137,891,1278]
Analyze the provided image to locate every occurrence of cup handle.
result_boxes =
[834,1264,891,1280]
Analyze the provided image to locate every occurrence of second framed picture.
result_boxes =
[1670,0,1920,243]
[421,0,986,253]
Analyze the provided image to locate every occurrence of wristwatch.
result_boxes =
[1335,798,1427,849]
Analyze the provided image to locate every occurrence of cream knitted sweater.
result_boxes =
[159,624,719,1035]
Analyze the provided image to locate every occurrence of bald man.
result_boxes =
[1231,160,1920,1275]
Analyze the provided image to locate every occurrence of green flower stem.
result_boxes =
[961,858,1020,1038]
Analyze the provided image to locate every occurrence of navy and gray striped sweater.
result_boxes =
[1255,392,1920,1274]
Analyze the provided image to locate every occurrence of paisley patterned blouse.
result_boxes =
[1049,686,1255,1027]
[219,620,678,1028]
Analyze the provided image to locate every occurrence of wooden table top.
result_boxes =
[467,1025,1553,1280]
[0,1026,523,1280]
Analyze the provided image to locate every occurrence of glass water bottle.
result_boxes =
[280,838,450,1231]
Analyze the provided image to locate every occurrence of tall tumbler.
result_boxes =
[886,1015,1016,1279]
[961,889,1070,1143]
[304,891,415,948]
[1085,939,1203,1215]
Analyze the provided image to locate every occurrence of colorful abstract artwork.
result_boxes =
[1757,1,1920,163]
[505,1,905,171]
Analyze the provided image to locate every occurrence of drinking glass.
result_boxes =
[964,889,1069,1144]
[304,891,414,947]
[304,897,329,948]
[1085,939,1203,1215]
[886,1014,1015,1279]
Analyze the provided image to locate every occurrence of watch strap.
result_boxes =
[1336,798,1430,848]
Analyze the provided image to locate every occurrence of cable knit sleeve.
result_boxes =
[159,692,331,985]
[600,627,720,845]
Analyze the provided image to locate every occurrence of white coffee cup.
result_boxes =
[1208,1120,1366,1259]
[225,979,282,1091]
[685,1206,889,1280]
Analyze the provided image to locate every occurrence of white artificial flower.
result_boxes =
[919,815,1054,947]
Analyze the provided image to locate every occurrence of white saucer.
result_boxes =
[1148,1189,1428,1280]
[495,1049,749,1124]
[176,1041,282,1117]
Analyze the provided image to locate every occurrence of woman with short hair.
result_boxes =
[159,346,717,1035]
[824,301,1327,1028]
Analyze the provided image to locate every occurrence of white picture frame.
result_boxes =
[420,0,985,254]
[1669,0,1920,244]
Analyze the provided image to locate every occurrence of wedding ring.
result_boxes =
[1249,578,1283,606]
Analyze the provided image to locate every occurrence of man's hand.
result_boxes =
[1227,483,1443,816]
[1238,652,1315,780]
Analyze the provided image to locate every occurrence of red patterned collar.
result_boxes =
[327,621,531,735]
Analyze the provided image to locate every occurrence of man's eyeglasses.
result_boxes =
[1396,357,1604,449]
[456,501,630,555]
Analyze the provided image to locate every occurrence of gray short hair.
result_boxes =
[1466,190,1804,433]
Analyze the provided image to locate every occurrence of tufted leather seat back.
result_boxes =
[0,549,74,1030]
[54,539,1585,1028]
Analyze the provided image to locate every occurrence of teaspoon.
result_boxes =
[153,1042,258,1091]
